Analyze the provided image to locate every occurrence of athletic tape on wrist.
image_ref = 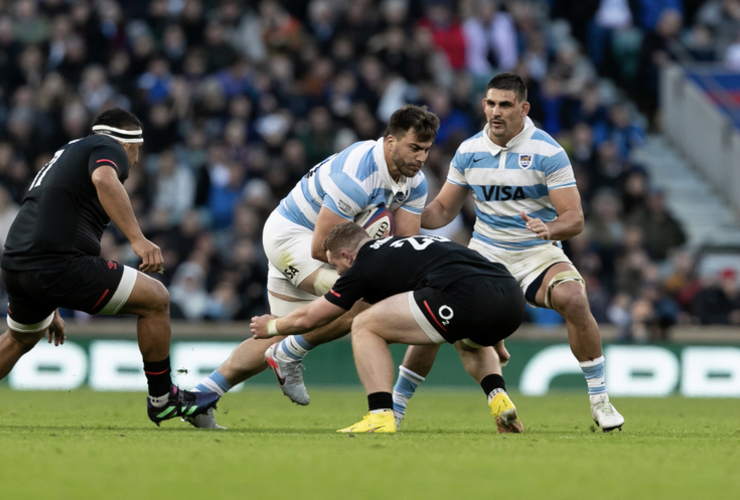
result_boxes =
[266,319,279,336]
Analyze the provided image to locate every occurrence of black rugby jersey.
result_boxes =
[2,135,130,271]
[324,235,514,310]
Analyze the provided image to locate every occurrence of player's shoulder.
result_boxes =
[330,140,379,177]
[526,127,566,157]
[456,130,486,154]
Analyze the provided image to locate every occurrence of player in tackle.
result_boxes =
[0,108,219,425]
[251,222,526,433]
[392,73,624,432]
[188,105,439,428]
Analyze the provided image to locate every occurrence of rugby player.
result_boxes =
[251,222,526,433]
[392,73,624,432]
[188,106,439,428]
[0,108,219,425]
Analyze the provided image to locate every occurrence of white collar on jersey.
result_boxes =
[482,116,536,154]
[373,136,408,197]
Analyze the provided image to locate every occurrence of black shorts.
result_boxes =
[410,275,525,346]
[2,256,136,332]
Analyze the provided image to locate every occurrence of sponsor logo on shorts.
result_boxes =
[438,305,454,326]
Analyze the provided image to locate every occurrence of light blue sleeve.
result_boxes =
[322,171,369,219]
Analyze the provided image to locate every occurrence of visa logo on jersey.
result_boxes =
[480,185,527,201]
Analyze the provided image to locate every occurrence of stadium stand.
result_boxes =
[0,0,738,343]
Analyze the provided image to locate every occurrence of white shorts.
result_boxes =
[263,210,338,299]
[468,239,572,307]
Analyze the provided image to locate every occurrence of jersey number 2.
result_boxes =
[29,149,65,190]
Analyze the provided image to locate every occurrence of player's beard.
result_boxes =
[391,149,423,178]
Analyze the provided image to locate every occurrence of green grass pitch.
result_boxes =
[1,387,739,500]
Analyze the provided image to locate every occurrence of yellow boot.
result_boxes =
[489,391,523,433]
[337,410,397,433]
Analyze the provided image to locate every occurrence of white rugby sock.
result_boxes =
[392,366,425,417]
[279,335,314,360]
[580,356,607,398]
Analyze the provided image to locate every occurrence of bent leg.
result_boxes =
[399,345,440,378]
[351,293,437,395]
[454,342,502,383]
[218,336,280,384]
[0,309,62,381]
[118,271,171,362]
[536,263,602,361]
[0,328,45,380]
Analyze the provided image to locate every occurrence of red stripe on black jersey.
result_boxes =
[96,159,119,171]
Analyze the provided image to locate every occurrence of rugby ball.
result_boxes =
[355,206,394,239]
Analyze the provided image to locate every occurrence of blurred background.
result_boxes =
[1,0,740,345]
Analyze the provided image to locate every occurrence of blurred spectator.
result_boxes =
[692,268,740,325]
[462,0,518,76]
[418,1,467,71]
[629,189,686,261]
[636,8,682,119]
[607,102,645,159]
[169,261,209,320]
[151,149,196,225]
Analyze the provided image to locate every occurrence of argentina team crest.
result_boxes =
[518,153,533,169]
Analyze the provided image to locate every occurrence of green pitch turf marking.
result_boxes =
[1,388,739,500]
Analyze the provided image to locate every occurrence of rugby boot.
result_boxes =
[591,394,624,432]
[488,390,523,433]
[183,407,226,429]
[265,343,310,405]
[337,410,397,433]
[147,386,220,426]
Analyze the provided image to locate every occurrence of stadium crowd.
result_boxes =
[0,0,735,341]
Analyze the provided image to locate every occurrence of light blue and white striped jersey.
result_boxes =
[277,137,427,230]
[448,117,576,250]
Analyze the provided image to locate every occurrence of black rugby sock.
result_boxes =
[143,357,172,398]
[367,392,394,412]
[480,374,506,397]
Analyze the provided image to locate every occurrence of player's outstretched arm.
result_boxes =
[251,297,347,338]
[421,182,468,230]
[521,186,584,241]
[92,166,164,273]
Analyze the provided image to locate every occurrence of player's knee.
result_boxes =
[551,282,589,318]
[8,330,43,353]
[351,310,374,337]
[147,280,170,315]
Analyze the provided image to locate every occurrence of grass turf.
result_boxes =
[1,387,739,500]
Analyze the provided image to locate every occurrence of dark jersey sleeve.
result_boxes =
[323,265,371,310]
[88,140,129,181]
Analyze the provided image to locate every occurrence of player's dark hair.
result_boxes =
[324,222,368,255]
[91,108,142,130]
[486,73,527,103]
[384,105,440,142]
